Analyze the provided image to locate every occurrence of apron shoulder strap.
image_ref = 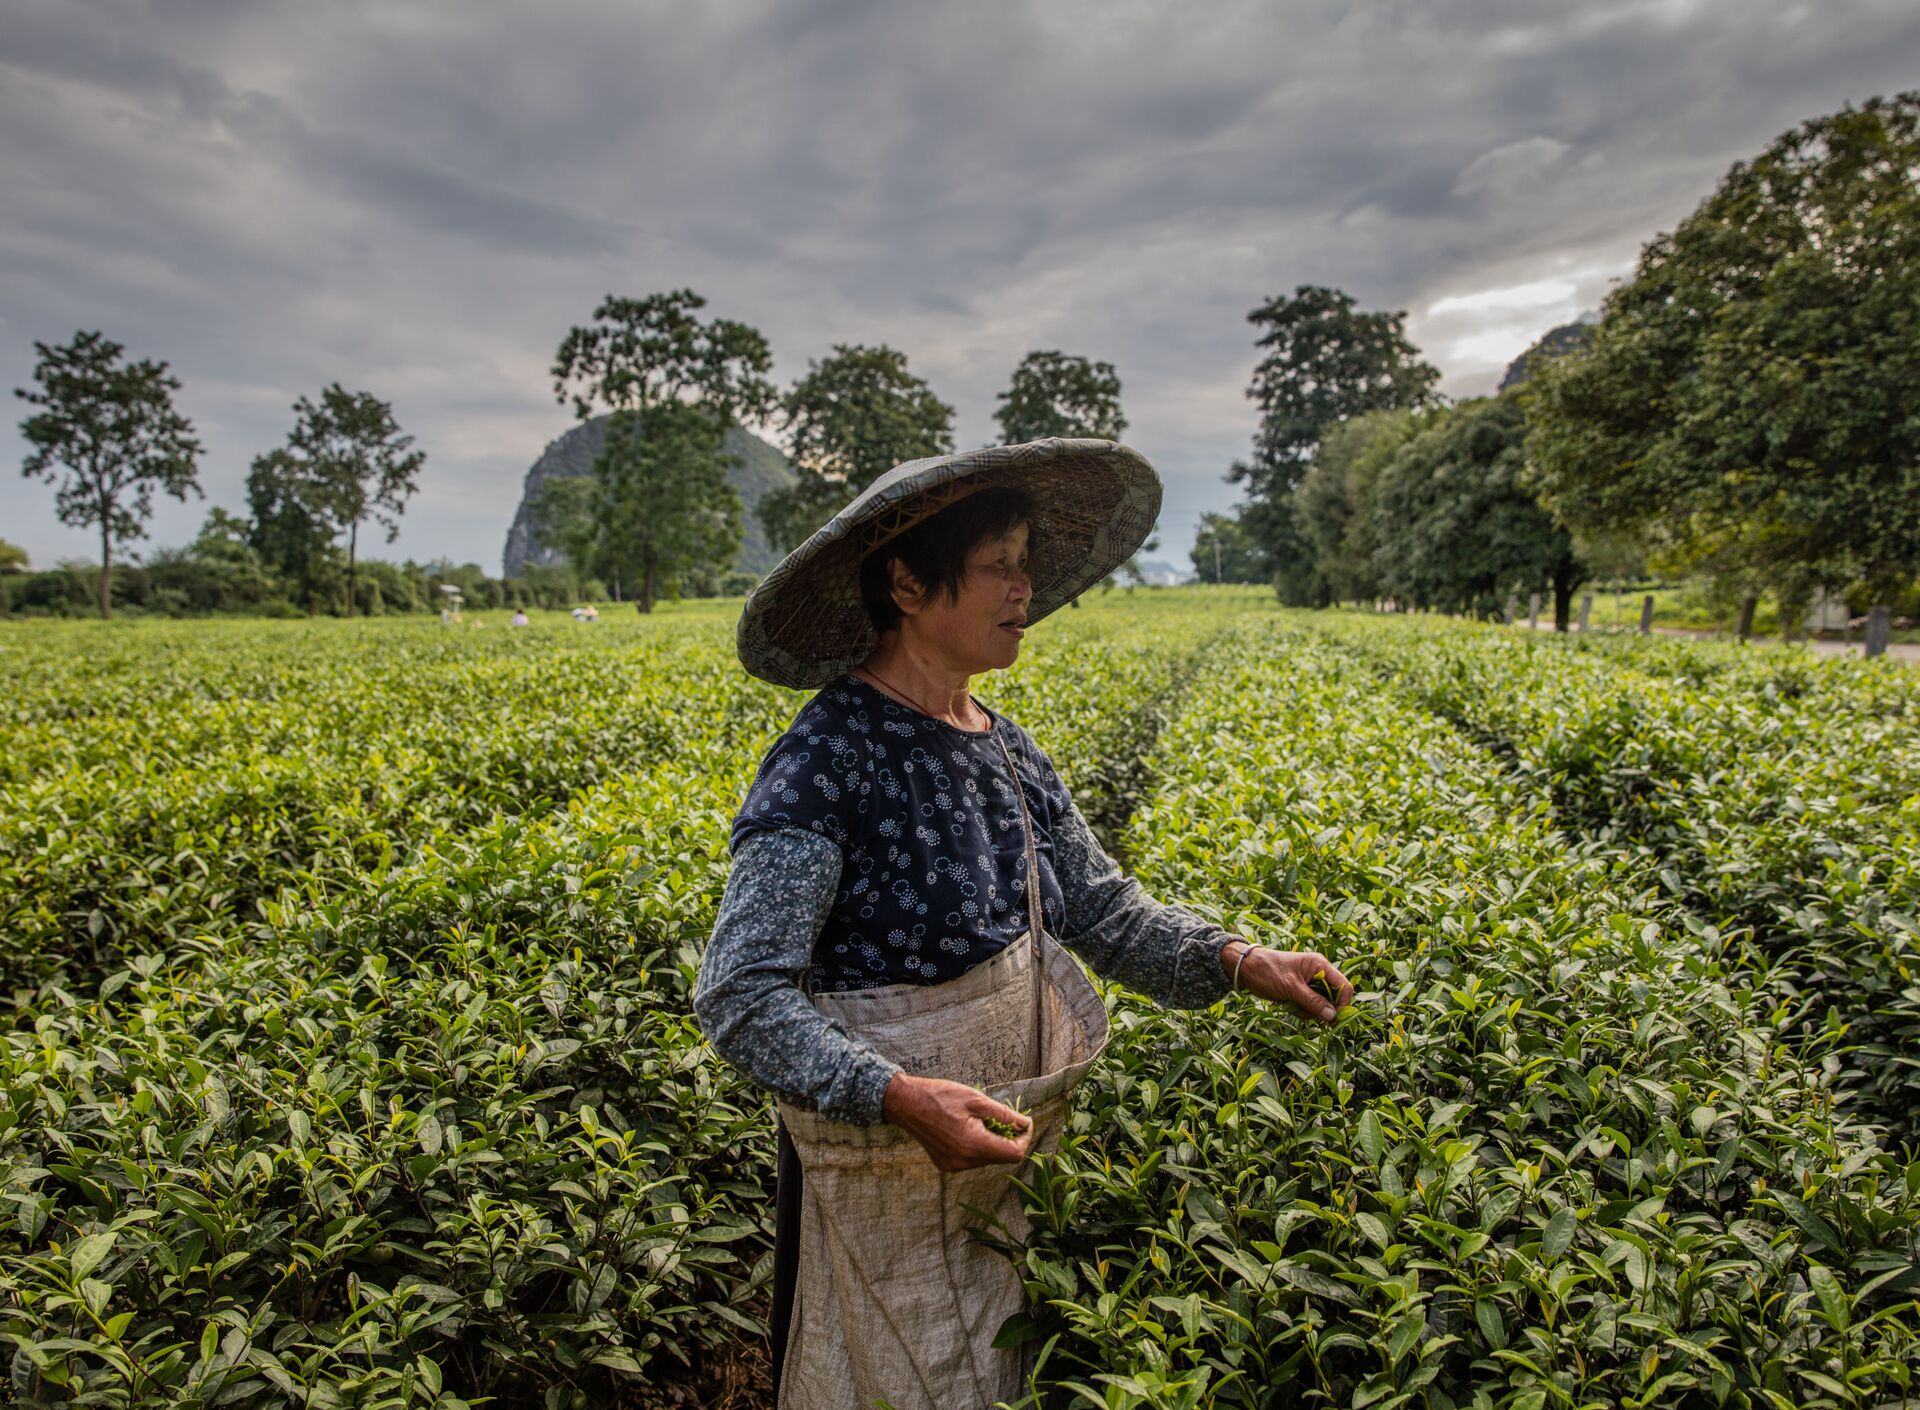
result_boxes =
[992,729,1045,945]
[994,727,1049,1071]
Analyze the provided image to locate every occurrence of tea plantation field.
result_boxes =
[2,590,1916,1409]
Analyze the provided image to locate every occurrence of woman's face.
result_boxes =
[899,521,1033,674]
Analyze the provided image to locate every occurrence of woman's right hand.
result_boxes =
[882,1072,1034,1171]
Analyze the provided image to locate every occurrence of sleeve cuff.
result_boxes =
[825,1048,903,1127]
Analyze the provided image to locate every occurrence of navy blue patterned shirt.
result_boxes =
[730,675,1071,992]
[700,677,1239,1125]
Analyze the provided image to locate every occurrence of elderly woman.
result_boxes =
[695,440,1354,1410]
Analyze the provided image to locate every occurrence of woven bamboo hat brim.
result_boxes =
[737,437,1162,689]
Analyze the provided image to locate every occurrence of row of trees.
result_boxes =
[15,297,1137,618]
[42,92,1906,628]
[14,331,427,618]
[0,527,599,620]
[1207,92,1920,636]
[529,290,1137,611]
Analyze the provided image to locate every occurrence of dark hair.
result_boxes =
[859,486,1035,632]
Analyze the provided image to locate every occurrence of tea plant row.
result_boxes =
[0,594,1268,1407]
[1320,616,1920,1143]
[4,598,1910,1408]
[1014,620,1919,1409]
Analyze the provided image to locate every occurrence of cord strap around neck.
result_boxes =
[993,729,1047,1070]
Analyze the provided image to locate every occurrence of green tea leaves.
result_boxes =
[1541,1207,1578,1262]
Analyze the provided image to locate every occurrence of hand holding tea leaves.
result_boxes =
[1221,941,1354,1023]
[883,1073,1035,1171]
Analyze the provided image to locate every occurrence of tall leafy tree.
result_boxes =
[993,350,1127,444]
[761,344,954,553]
[246,447,337,612]
[1230,287,1441,603]
[0,539,27,574]
[1527,92,1920,627]
[287,384,425,615]
[995,348,1140,586]
[1238,286,1441,501]
[1374,396,1586,627]
[15,330,203,617]
[549,290,774,611]
[1294,408,1425,605]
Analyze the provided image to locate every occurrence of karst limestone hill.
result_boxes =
[502,417,796,579]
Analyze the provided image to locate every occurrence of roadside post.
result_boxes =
[1865,605,1892,659]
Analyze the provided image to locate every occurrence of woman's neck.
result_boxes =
[857,635,985,730]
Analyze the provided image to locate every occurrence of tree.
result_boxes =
[761,344,955,553]
[549,290,774,611]
[993,350,1127,444]
[190,507,258,566]
[1189,510,1270,584]
[247,448,338,612]
[1373,396,1586,627]
[1236,286,1442,503]
[1526,92,1920,630]
[1226,287,1442,606]
[15,330,203,617]
[287,385,424,616]
[1293,408,1425,605]
[530,476,600,586]
[534,406,742,612]
[0,539,26,574]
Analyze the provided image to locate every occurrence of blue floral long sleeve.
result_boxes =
[695,788,1234,1125]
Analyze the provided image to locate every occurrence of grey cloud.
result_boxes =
[1453,137,1573,200]
[0,3,233,120]
[242,105,632,259]
[6,0,1920,573]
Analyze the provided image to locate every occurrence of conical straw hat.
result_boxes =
[737,437,1161,688]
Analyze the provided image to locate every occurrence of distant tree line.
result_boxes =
[1203,92,1920,637]
[13,295,1133,617]
[0,531,649,620]
[18,92,1914,628]
[532,299,1136,607]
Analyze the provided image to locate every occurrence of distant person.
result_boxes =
[510,609,529,627]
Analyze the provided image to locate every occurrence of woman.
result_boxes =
[695,439,1355,1409]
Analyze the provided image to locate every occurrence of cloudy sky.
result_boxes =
[4,0,1916,574]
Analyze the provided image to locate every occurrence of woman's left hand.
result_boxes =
[1224,942,1354,1023]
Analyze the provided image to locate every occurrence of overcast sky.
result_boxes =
[4,0,1916,575]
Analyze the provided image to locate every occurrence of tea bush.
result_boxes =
[1320,616,1920,1144]
[1015,621,1919,1408]
[0,618,767,1000]
[3,595,1914,1408]
[0,594,1268,1407]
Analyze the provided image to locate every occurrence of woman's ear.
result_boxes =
[888,557,928,616]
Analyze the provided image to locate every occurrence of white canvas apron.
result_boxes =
[774,735,1111,1410]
